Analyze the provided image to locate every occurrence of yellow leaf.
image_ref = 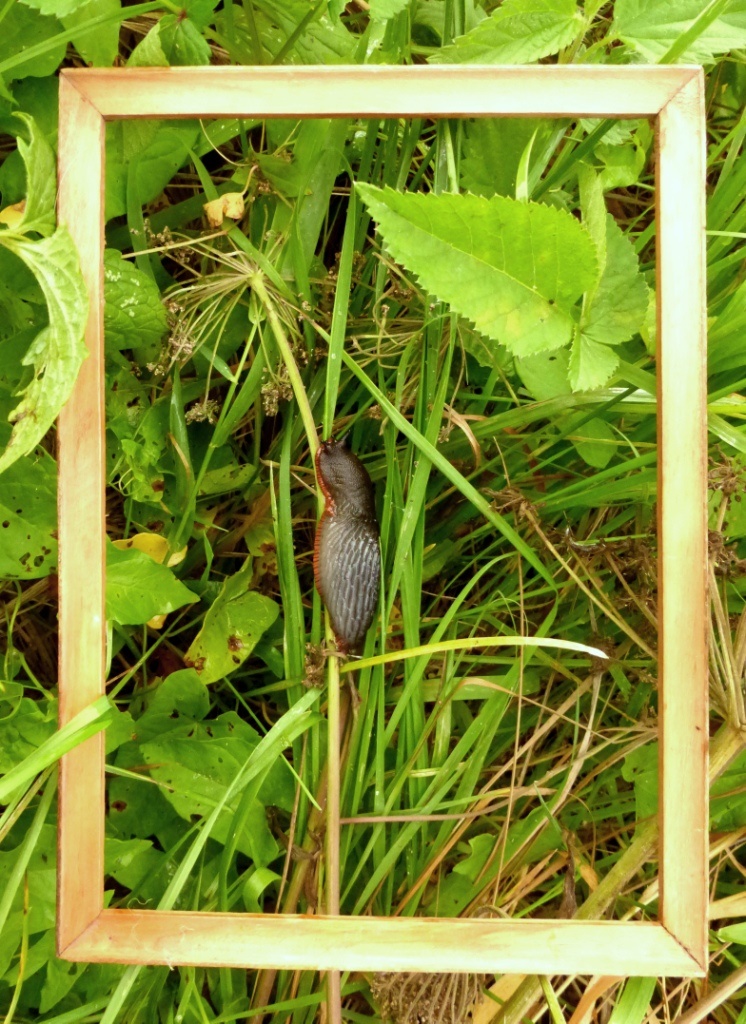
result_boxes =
[112,532,187,567]
[203,192,245,228]
[146,613,168,630]
[0,200,26,230]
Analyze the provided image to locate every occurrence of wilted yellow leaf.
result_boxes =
[203,192,245,228]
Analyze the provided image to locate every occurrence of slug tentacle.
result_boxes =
[314,438,380,653]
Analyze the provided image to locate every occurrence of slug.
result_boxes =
[314,437,381,654]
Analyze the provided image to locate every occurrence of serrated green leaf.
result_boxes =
[185,565,279,684]
[614,0,746,62]
[583,214,648,348]
[431,0,584,64]
[12,112,55,237]
[0,226,88,475]
[357,183,597,357]
[568,331,620,391]
[105,541,198,625]
[127,21,169,66]
[104,248,168,352]
[0,447,57,579]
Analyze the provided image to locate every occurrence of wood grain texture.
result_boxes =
[56,76,107,952]
[656,70,709,969]
[60,65,698,119]
[64,912,703,976]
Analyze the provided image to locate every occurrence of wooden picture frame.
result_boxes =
[57,65,708,979]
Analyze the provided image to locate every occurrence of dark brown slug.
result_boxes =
[314,437,381,654]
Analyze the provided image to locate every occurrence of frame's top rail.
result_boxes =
[60,64,699,120]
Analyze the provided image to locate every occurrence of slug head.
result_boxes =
[316,437,376,519]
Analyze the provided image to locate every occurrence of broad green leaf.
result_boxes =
[140,710,294,864]
[12,112,55,237]
[515,348,615,467]
[0,446,57,579]
[0,696,115,803]
[0,696,56,774]
[569,331,620,391]
[370,0,410,23]
[461,118,549,198]
[18,0,93,16]
[105,121,200,221]
[104,248,168,352]
[583,215,648,348]
[357,183,597,357]
[62,0,121,66]
[432,0,584,64]
[185,565,279,684]
[613,0,746,62]
[0,5,66,80]
[0,227,88,476]
[105,541,198,625]
[158,13,212,64]
[127,22,169,66]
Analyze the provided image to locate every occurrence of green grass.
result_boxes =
[1,4,746,1024]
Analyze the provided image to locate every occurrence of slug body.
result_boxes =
[314,438,380,654]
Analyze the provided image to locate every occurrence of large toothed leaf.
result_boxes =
[614,0,746,62]
[432,0,584,64]
[356,184,597,358]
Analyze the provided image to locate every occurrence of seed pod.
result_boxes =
[314,438,380,653]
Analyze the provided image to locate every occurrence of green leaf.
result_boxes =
[369,0,410,23]
[461,118,549,198]
[105,120,200,221]
[568,331,620,391]
[0,5,66,80]
[621,742,658,822]
[515,348,615,467]
[185,565,280,684]
[104,248,168,352]
[356,183,597,357]
[583,215,648,348]
[61,0,121,67]
[12,112,55,237]
[155,12,212,65]
[0,696,115,803]
[0,227,88,476]
[0,446,57,579]
[432,0,584,64]
[718,921,746,944]
[613,0,746,62]
[607,978,657,1024]
[0,696,56,774]
[105,541,198,625]
[18,0,94,16]
[140,710,294,865]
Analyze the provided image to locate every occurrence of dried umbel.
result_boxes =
[370,971,487,1024]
